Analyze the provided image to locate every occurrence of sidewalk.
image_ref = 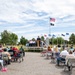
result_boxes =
[0,52,75,75]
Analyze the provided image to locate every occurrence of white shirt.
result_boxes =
[60,50,69,56]
[66,54,75,59]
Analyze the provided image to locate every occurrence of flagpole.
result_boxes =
[49,18,55,46]
[57,35,58,46]
[57,34,59,46]
[49,20,51,46]
[61,37,62,49]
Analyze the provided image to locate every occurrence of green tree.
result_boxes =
[10,33,18,45]
[1,30,18,45]
[20,36,28,45]
[32,38,35,41]
[69,33,75,44]
[52,38,57,45]
[56,37,64,45]
[41,36,44,41]
[1,30,10,44]
[50,37,64,45]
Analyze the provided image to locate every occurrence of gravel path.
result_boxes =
[0,52,75,75]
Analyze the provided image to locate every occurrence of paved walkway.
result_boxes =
[0,52,75,75]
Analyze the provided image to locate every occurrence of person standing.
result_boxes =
[37,36,41,47]
[19,46,25,56]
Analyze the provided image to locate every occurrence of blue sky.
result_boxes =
[0,0,75,41]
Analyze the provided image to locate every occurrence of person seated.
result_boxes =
[69,46,74,52]
[2,48,11,65]
[12,47,20,56]
[12,47,19,52]
[66,51,75,59]
[65,51,75,71]
[56,48,69,66]
[58,44,61,51]
[8,47,18,62]
[46,46,52,59]
[6,47,10,51]
[0,45,3,52]
[73,49,75,56]
[53,46,60,58]
[47,46,52,51]
[54,46,59,53]
[8,47,15,57]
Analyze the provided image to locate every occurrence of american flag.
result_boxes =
[66,33,69,35]
[48,34,51,36]
[52,34,56,37]
[50,18,55,22]
[44,34,47,37]
[61,34,65,36]
[50,23,54,26]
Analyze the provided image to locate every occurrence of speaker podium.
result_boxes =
[37,40,40,47]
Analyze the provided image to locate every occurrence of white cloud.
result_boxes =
[0,0,75,40]
[13,26,48,34]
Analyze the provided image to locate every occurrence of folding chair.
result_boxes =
[41,50,47,57]
[0,60,3,70]
[64,58,75,71]
[46,51,52,59]
[1,54,9,67]
[51,52,60,63]
[17,52,24,63]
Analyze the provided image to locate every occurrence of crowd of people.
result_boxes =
[0,45,25,72]
[41,45,75,71]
